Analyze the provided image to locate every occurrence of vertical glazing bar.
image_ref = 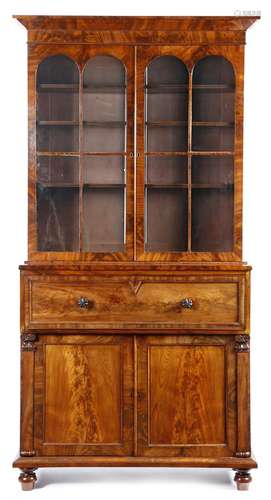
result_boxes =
[187,71,193,252]
[134,46,137,259]
[79,67,83,251]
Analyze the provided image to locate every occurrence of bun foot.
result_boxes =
[19,469,37,491]
[234,469,252,491]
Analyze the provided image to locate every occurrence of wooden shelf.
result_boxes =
[145,184,188,189]
[191,151,234,156]
[146,121,187,127]
[145,83,188,94]
[38,83,79,91]
[146,121,233,127]
[36,120,129,128]
[84,184,125,189]
[192,149,234,154]
[193,84,235,91]
[37,182,79,189]
[145,83,235,93]
[37,121,79,126]
[192,183,234,189]
[83,85,126,93]
[37,152,79,157]
[83,121,126,128]
[145,183,233,190]
[193,121,234,127]
[36,152,126,157]
[145,151,234,157]
[37,182,125,189]
[145,152,188,157]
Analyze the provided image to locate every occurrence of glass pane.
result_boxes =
[36,55,79,153]
[193,56,235,85]
[144,57,188,253]
[146,156,187,185]
[192,126,234,152]
[83,188,125,252]
[145,188,187,252]
[145,56,188,153]
[193,89,234,122]
[37,125,79,153]
[192,157,234,186]
[83,56,126,87]
[82,56,126,253]
[37,55,79,85]
[38,92,79,122]
[147,56,188,85]
[37,157,79,186]
[147,92,188,122]
[83,125,125,153]
[83,56,126,153]
[147,125,187,153]
[84,156,125,184]
[192,56,235,152]
[37,186,79,251]
[192,188,234,251]
[83,91,124,122]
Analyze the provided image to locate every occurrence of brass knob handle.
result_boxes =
[180,298,193,309]
[78,297,89,309]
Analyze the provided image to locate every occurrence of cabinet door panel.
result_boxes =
[30,45,134,261]
[34,335,133,456]
[137,335,236,457]
[136,45,243,261]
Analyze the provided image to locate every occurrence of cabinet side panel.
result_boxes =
[20,350,35,456]
[236,336,251,456]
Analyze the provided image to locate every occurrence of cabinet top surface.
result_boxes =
[13,15,259,32]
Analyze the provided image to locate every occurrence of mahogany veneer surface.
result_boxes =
[13,15,258,491]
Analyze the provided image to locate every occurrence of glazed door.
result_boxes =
[136,46,242,261]
[34,335,134,456]
[32,45,134,260]
[136,335,236,457]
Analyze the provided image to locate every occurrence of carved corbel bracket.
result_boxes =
[234,335,250,353]
[21,334,38,351]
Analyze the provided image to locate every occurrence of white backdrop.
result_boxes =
[0,1,270,498]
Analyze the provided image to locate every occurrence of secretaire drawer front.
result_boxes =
[22,275,246,331]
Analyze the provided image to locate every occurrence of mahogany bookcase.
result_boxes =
[13,15,259,490]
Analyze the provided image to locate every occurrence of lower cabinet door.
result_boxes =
[137,335,236,457]
[34,335,134,456]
